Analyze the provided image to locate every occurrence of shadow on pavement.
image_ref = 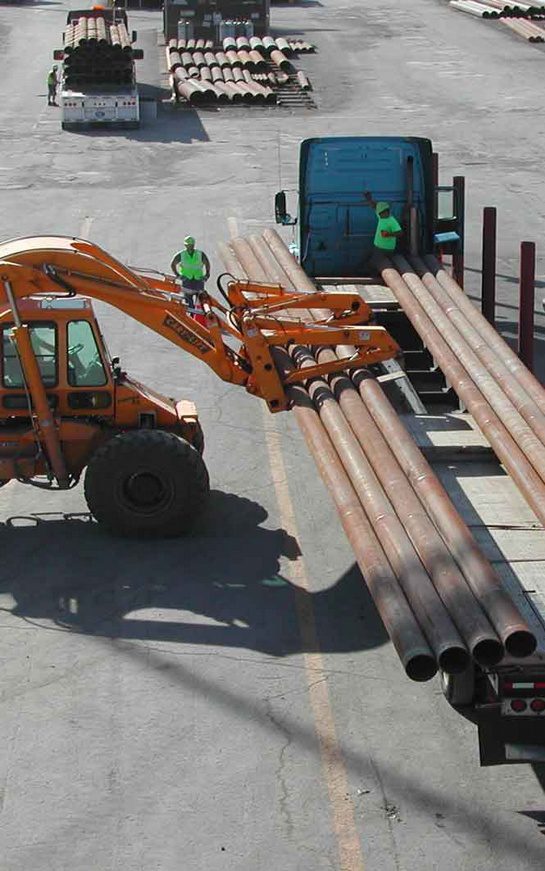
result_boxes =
[68,104,210,144]
[91,631,545,864]
[0,489,388,657]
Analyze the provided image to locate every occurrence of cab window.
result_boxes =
[2,323,57,388]
[67,321,108,387]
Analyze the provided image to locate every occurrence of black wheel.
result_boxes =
[84,430,210,537]
[440,664,476,708]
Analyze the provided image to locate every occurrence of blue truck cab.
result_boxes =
[275,136,462,279]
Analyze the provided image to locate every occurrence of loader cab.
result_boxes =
[0,297,114,419]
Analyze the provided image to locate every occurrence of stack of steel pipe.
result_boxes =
[167,44,276,104]
[375,252,545,535]
[218,229,536,681]
[500,16,545,36]
[288,39,316,53]
[62,15,136,87]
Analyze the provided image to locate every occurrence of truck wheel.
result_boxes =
[440,664,476,708]
[84,430,210,537]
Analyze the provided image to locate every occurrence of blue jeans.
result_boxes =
[181,277,205,307]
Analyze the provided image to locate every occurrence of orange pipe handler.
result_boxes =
[0,235,399,536]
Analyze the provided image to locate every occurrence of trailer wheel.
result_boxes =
[440,665,476,708]
[84,430,209,537]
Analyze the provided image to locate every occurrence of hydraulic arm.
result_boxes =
[0,236,399,412]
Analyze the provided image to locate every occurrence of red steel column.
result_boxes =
[481,207,497,327]
[519,241,535,373]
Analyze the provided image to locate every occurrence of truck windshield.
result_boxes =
[67,320,107,387]
[2,323,57,388]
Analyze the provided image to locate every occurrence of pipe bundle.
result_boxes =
[219,229,537,682]
[63,16,136,87]
[376,252,545,543]
[450,0,545,38]
[451,0,545,14]
[167,46,277,104]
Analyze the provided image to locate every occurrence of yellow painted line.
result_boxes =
[262,407,365,871]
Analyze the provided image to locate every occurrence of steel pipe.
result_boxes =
[288,381,438,682]
[426,254,545,416]
[259,231,530,660]
[320,360,504,666]
[291,347,470,673]
[411,254,545,457]
[270,49,291,70]
[350,369,537,658]
[220,243,438,681]
[376,253,545,527]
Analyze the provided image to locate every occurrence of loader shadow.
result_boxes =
[0,490,388,658]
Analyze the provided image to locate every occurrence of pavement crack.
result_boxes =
[369,755,402,871]
[265,699,294,840]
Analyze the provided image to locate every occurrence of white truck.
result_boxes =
[54,8,143,130]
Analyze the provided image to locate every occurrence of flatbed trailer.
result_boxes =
[342,278,545,767]
[60,84,140,130]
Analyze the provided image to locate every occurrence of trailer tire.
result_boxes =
[84,429,209,537]
[440,664,476,708]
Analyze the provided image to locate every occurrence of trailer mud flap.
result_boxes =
[478,708,545,765]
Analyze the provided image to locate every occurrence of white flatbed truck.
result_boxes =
[54,8,143,131]
[60,83,140,130]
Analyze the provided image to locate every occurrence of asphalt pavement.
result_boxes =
[1,0,545,869]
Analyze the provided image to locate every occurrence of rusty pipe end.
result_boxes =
[472,637,505,667]
[505,628,537,658]
[405,653,438,683]
[439,645,471,675]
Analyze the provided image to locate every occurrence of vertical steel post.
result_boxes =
[452,176,465,289]
[432,152,439,190]
[481,206,497,327]
[519,241,535,372]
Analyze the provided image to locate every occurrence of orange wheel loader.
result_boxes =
[0,236,398,536]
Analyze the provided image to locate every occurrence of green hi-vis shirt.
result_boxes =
[374,215,402,251]
[177,249,204,280]
[47,71,57,86]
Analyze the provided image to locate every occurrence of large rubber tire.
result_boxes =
[84,430,210,537]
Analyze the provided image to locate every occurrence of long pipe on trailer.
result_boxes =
[218,242,437,681]
[258,231,533,660]
[350,368,536,658]
[411,254,545,453]
[376,253,545,527]
[426,253,545,415]
[234,235,471,673]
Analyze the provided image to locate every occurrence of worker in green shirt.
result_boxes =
[170,236,211,307]
[47,66,58,106]
[364,191,403,253]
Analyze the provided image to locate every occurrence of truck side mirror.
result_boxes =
[275,191,287,224]
[274,191,296,226]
